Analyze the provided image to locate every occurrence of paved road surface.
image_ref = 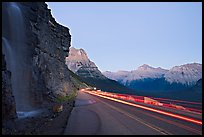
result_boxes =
[64,90,202,135]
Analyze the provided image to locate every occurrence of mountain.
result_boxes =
[164,63,202,86]
[102,70,129,84]
[103,64,168,84]
[103,63,202,92]
[65,47,97,73]
[66,47,107,79]
[128,64,168,83]
[66,47,135,94]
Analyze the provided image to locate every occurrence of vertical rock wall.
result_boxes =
[2,54,17,121]
[20,2,74,105]
[2,2,75,120]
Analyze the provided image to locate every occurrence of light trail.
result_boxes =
[104,90,202,105]
[96,90,202,113]
[84,90,202,125]
[152,97,202,105]
[101,93,199,113]
[129,106,202,135]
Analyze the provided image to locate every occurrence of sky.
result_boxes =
[47,2,202,72]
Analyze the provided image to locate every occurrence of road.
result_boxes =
[64,90,202,135]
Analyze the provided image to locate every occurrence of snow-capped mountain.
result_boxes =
[103,64,168,84]
[164,63,202,86]
[103,63,202,86]
[103,70,129,82]
[128,64,168,82]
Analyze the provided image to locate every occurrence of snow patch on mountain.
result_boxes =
[103,63,202,86]
[103,70,129,81]
[164,63,202,85]
[104,64,168,84]
[128,64,168,82]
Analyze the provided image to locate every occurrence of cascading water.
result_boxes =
[2,2,40,118]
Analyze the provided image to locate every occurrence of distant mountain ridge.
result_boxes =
[103,63,202,87]
[103,63,202,102]
[164,63,202,85]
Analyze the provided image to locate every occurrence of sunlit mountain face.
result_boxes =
[65,47,136,94]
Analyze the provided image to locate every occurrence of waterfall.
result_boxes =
[2,38,12,70]
[2,2,34,114]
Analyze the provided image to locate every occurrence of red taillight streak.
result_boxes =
[152,97,202,105]
[84,91,202,125]
[99,93,192,111]
[159,100,202,108]
[160,104,202,114]
[185,108,202,114]
[92,91,202,113]
[103,91,201,105]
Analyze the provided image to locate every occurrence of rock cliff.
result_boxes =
[2,54,17,122]
[2,2,78,121]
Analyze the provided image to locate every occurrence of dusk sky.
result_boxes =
[47,2,202,72]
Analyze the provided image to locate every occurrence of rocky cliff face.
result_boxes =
[2,54,17,122]
[66,47,96,73]
[2,2,77,120]
[66,47,107,79]
[24,2,74,100]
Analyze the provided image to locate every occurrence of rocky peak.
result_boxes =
[137,64,168,73]
[68,47,89,62]
[66,47,98,73]
[170,63,201,72]
[137,64,154,70]
[65,47,107,79]
[164,63,202,85]
[103,64,168,84]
